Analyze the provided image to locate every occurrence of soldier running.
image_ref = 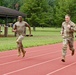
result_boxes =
[61,14,76,62]
[13,16,31,57]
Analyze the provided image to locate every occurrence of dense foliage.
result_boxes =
[0,0,76,27]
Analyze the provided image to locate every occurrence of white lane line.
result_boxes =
[0,51,60,66]
[0,47,54,59]
[46,60,76,75]
[3,54,70,75]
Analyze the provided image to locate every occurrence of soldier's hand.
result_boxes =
[67,24,71,29]
[13,29,17,32]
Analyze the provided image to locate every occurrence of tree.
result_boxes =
[3,0,24,10]
[68,0,76,23]
[53,0,74,27]
[2,0,76,28]
[0,0,3,6]
[20,0,53,31]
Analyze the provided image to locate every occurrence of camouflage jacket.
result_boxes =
[61,21,76,38]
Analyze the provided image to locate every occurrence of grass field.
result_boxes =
[0,27,76,52]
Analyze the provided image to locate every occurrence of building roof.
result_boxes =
[0,6,26,18]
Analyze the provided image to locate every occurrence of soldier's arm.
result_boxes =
[73,25,76,32]
[61,23,64,36]
[25,23,31,35]
[12,24,17,32]
[70,23,76,32]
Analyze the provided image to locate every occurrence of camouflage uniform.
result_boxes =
[61,21,76,57]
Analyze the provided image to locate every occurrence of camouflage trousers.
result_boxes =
[62,38,74,57]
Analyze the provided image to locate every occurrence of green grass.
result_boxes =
[0,27,76,52]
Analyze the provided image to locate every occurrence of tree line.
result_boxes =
[0,0,76,27]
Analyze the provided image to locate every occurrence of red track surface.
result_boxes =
[0,42,76,75]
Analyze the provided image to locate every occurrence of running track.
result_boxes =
[0,42,76,75]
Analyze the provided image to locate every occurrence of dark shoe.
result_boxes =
[72,50,75,56]
[61,59,65,62]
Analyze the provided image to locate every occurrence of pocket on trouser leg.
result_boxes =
[62,39,67,56]
[63,39,67,45]
[62,47,67,56]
